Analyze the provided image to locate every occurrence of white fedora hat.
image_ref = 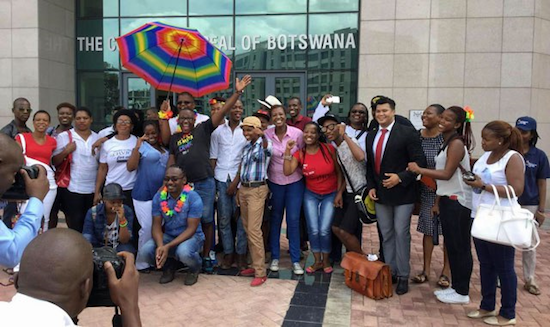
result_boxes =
[257,95,282,109]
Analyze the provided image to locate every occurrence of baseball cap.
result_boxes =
[317,113,340,126]
[252,109,270,121]
[515,116,537,131]
[103,183,125,201]
[370,95,386,109]
[257,95,282,109]
[241,116,261,129]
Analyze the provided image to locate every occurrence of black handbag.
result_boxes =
[432,214,440,245]
[337,154,376,224]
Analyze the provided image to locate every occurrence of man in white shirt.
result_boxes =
[0,228,141,326]
[210,99,248,270]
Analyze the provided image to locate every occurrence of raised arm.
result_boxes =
[211,75,252,128]
[283,140,300,176]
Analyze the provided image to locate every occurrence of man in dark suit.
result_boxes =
[366,97,426,295]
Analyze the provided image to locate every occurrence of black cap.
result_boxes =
[103,183,125,201]
[318,113,340,126]
[370,95,386,109]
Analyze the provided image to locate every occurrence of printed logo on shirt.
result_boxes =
[177,134,194,155]
[302,163,315,176]
[526,160,538,169]
[110,149,132,163]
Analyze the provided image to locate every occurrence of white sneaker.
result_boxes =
[292,262,304,275]
[434,287,455,296]
[436,290,470,304]
[269,259,279,272]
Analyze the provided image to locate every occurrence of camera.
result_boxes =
[0,165,39,201]
[87,247,125,308]
[462,171,476,182]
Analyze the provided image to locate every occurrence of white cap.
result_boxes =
[257,95,282,109]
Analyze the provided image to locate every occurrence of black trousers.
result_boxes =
[122,190,140,249]
[59,188,94,233]
[440,196,473,295]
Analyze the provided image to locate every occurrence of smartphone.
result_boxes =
[462,171,476,181]
[328,96,341,104]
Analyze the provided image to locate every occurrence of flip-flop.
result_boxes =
[306,264,323,274]
[437,275,450,288]
[323,266,333,274]
[411,271,429,284]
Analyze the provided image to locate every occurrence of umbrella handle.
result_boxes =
[167,38,184,100]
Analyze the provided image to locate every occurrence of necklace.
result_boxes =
[160,184,193,217]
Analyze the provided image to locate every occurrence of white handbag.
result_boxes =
[471,184,540,251]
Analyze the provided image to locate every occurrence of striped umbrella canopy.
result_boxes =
[116,22,232,97]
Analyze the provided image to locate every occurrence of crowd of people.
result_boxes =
[1,75,548,326]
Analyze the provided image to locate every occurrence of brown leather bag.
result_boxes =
[340,252,393,300]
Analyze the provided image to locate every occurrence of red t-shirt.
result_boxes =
[16,133,57,166]
[294,143,338,194]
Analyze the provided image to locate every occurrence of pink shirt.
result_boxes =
[265,126,305,185]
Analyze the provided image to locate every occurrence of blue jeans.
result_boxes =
[303,189,336,253]
[474,238,517,319]
[137,233,204,272]
[268,179,304,263]
[216,179,247,255]
[193,177,215,224]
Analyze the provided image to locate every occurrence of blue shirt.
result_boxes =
[82,203,134,247]
[0,198,43,268]
[152,189,204,238]
[518,146,550,206]
[132,142,169,201]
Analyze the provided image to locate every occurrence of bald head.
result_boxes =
[16,228,93,318]
[0,133,25,196]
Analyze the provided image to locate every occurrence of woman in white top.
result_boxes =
[94,110,138,209]
[464,121,525,326]
[409,106,475,305]
[52,107,99,232]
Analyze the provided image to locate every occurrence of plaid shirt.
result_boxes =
[240,137,272,183]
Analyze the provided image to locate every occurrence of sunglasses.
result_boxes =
[351,110,366,115]
[320,123,338,133]
[163,176,183,182]
[177,101,194,106]
[17,108,32,113]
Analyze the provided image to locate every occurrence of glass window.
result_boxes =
[308,13,358,69]
[189,17,234,56]
[78,72,120,131]
[189,0,232,15]
[78,0,118,17]
[309,0,359,12]
[76,19,119,70]
[120,0,186,17]
[307,71,357,119]
[120,18,188,36]
[234,15,306,70]
[236,0,306,14]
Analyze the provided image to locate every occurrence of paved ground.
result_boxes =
[1,217,549,326]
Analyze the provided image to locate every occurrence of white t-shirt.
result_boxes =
[0,293,77,326]
[100,136,137,191]
[53,129,100,194]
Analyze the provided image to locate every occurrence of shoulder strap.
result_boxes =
[356,130,366,140]
[336,152,356,193]
[18,134,27,155]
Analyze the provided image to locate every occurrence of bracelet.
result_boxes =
[537,209,545,214]
[119,220,128,228]
[284,155,293,161]
[158,110,173,120]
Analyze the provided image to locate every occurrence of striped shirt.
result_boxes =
[240,137,272,183]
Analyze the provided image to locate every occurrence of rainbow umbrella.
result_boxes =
[116,22,232,97]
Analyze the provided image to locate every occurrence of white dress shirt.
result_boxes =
[0,293,77,326]
[53,129,100,194]
[210,121,247,182]
[372,120,396,159]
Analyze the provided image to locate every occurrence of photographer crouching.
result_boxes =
[0,133,48,267]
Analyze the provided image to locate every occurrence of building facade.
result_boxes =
[0,0,550,158]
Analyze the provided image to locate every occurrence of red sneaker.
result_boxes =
[240,268,255,277]
[250,276,267,287]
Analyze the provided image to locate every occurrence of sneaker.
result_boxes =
[292,262,304,275]
[434,287,455,296]
[209,250,218,266]
[269,259,279,272]
[184,272,199,286]
[202,258,214,274]
[436,290,470,304]
[250,276,267,287]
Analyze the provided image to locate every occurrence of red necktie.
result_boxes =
[374,129,388,175]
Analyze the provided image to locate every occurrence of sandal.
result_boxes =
[305,263,323,274]
[524,283,541,296]
[411,271,429,284]
[323,266,333,274]
[437,275,450,288]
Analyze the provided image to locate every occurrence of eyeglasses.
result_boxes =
[351,110,366,115]
[116,120,132,125]
[178,117,195,121]
[163,176,183,182]
[320,123,338,133]
[177,101,194,106]
[17,108,32,113]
